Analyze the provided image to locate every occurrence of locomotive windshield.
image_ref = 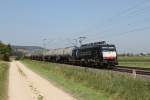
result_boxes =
[101,46,117,59]
[101,46,116,51]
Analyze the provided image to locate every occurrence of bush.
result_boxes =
[0,42,11,61]
[3,54,10,61]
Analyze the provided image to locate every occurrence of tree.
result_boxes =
[0,42,12,61]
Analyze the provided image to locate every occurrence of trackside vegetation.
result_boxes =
[0,61,9,100]
[118,56,150,68]
[118,56,150,62]
[22,60,150,100]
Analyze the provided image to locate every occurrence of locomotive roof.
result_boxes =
[80,44,115,49]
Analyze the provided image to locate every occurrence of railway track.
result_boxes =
[69,64,150,77]
[113,66,150,76]
[62,62,150,77]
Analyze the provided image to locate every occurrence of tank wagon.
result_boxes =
[30,41,118,68]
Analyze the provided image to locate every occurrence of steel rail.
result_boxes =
[113,66,150,76]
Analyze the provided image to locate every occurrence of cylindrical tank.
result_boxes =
[63,47,74,56]
[46,47,74,57]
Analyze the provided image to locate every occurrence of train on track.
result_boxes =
[30,41,118,68]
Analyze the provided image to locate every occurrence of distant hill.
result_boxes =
[11,45,43,51]
[11,45,44,56]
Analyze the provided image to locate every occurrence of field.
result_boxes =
[0,61,9,100]
[22,60,150,100]
[118,56,150,68]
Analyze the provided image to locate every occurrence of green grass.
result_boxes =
[118,56,150,68]
[118,56,150,62]
[22,60,150,100]
[119,62,150,68]
[0,61,9,100]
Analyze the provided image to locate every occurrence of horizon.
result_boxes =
[8,42,150,54]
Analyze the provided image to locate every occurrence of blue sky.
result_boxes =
[0,0,150,53]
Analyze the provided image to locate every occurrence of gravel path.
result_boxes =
[8,61,76,100]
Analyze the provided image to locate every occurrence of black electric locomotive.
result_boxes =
[72,41,118,67]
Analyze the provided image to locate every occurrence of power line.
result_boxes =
[100,26,150,39]
[124,4,150,17]
[86,0,150,37]
[87,0,150,40]
[108,0,150,21]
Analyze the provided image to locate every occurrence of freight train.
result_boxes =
[30,41,118,68]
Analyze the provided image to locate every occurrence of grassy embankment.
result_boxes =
[0,61,9,100]
[22,60,150,100]
[118,56,150,68]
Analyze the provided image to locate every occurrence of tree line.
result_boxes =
[0,41,11,61]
